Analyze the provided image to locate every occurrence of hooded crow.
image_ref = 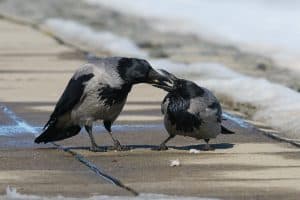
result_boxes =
[34,57,172,151]
[154,70,234,151]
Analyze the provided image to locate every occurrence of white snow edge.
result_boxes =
[42,19,148,58]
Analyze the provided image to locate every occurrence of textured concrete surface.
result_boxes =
[0,19,300,199]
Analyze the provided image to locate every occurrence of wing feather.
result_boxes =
[165,94,202,132]
[44,73,94,128]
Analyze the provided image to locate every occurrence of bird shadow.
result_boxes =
[171,143,235,151]
[61,143,234,152]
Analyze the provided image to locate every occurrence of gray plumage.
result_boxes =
[35,57,172,151]
[155,70,234,151]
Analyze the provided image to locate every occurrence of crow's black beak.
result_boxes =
[157,69,178,82]
[147,68,173,91]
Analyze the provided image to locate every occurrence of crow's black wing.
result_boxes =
[166,94,202,132]
[44,73,94,128]
[97,83,132,107]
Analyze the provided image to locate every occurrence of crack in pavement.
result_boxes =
[262,131,300,148]
[0,103,139,196]
[51,142,138,196]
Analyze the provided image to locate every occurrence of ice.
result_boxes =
[0,104,38,136]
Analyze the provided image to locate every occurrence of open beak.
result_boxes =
[147,68,176,92]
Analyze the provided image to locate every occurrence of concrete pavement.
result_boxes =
[0,19,300,199]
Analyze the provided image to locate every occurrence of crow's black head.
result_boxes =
[156,69,205,98]
[173,79,205,98]
[117,57,172,88]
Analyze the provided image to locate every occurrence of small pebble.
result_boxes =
[256,63,267,71]
[189,149,201,154]
[170,159,180,167]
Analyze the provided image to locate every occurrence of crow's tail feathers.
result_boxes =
[221,125,235,134]
[34,120,81,144]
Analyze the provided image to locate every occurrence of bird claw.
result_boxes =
[108,140,130,151]
[201,144,215,151]
[108,145,131,151]
[89,145,107,152]
[152,145,168,151]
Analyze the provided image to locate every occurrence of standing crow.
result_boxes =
[34,57,172,151]
[154,70,234,151]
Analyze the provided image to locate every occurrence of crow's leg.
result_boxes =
[85,125,106,152]
[202,139,215,151]
[104,121,130,151]
[152,135,175,151]
[107,132,130,151]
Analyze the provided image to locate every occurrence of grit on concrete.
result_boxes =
[0,19,300,200]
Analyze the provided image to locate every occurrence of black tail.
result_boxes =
[221,125,235,134]
[34,122,81,144]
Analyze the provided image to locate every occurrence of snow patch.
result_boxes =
[4,186,218,200]
[43,19,148,57]
[86,0,300,73]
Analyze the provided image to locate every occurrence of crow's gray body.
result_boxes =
[69,62,126,126]
[155,70,234,151]
[162,87,221,140]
